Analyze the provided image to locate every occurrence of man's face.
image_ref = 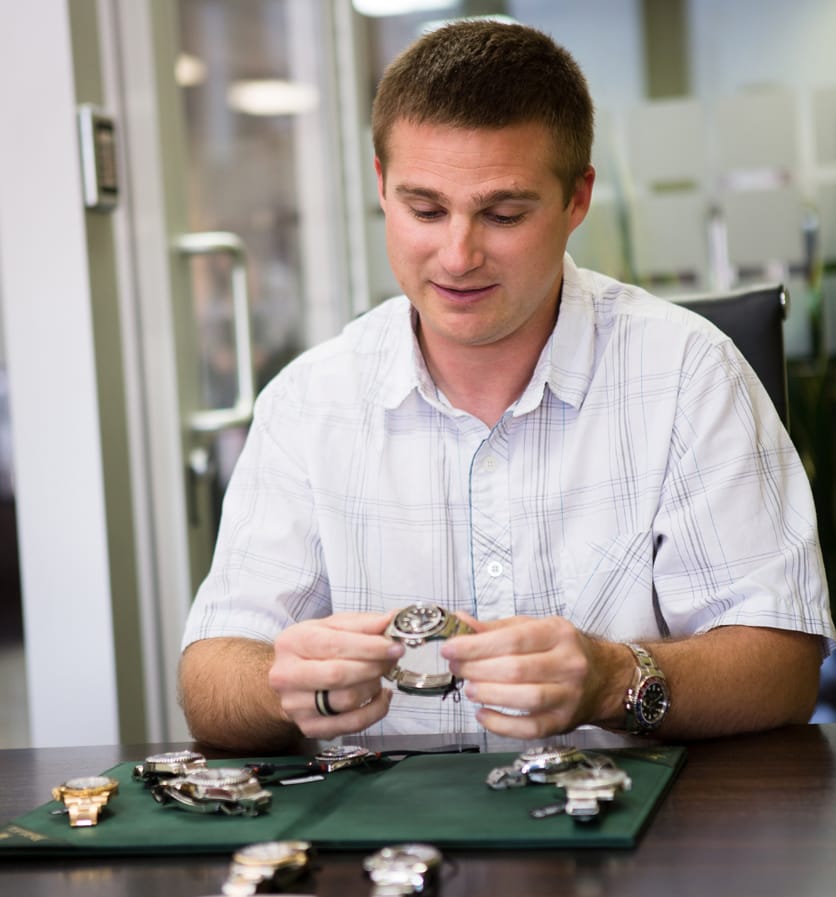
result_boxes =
[375,119,593,353]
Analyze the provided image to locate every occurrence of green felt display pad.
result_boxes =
[0,747,685,857]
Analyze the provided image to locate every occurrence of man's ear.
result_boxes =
[568,164,596,232]
[374,156,386,210]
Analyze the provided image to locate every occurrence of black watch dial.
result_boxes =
[638,679,669,727]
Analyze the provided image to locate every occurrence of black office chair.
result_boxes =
[673,283,790,425]
[673,283,836,720]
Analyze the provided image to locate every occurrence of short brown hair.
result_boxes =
[372,19,594,199]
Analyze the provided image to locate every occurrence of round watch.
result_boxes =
[222,840,314,896]
[314,744,375,772]
[132,749,206,783]
[363,842,442,895]
[624,643,671,734]
[51,775,119,827]
[151,767,272,816]
[551,760,633,820]
[514,744,586,783]
[384,603,473,696]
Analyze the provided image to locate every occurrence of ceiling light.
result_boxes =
[226,80,319,117]
[352,0,454,17]
[175,53,207,88]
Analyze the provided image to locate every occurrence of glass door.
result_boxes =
[109,0,355,738]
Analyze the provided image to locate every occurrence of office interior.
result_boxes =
[0,0,834,749]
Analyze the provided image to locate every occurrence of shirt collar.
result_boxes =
[515,254,597,415]
[376,254,597,414]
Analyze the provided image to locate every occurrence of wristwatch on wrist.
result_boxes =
[363,843,442,896]
[384,603,473,696]
[51,775,119,827]
[132,749,206,784]
[623,643,671,734]
[221,840,314,896]
[151,767,272,816]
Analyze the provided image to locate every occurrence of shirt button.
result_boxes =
[487,561,503,577]
[483,456,497,472]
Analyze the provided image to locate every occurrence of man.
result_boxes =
[179,20,834,753]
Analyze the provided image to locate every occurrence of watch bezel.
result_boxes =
[387,602,450,647]
[633,675,670,729]
[58,775,119,797]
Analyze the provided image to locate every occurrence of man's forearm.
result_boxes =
[595,625,822,739]
[179,636,301,753]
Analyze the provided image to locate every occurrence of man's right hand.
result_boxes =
[268,612,405,738]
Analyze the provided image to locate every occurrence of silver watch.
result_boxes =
[363,843,442,895]
[624,643,670,734]
[513,744,586,783]
[551,757,632,820]
[151,767,272,816]
[132,749,206,783]
[222,840,313,896]
[384,603,473,696]
[315,744,375,772]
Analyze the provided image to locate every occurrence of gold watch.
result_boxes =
[51,775,119,827]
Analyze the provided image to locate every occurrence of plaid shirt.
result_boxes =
[183,255,834,734]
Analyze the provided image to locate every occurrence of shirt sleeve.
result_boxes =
[181,369,331,650]
[652,332,835,654]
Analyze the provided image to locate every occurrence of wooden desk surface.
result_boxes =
[1,725,835,897]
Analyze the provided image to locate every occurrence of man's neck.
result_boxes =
[417,309,558,429]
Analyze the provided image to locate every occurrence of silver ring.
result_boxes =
[314,689,338,717]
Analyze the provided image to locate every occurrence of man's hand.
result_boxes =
[269,612,405,738]
[440,613,630,739]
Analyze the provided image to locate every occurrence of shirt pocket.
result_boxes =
[557,529,658,638]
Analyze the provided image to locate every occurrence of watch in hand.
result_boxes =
[363,842,442,895]
[221,840,314,896]
[151,767,272,816]
[623,643,671,734]
[51,775,119,827]
[132,749,206,784]
[384,603,473,696]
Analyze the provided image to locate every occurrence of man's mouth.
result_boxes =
[432,282,497,301]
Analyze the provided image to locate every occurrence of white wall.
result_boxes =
[0,2,120,746]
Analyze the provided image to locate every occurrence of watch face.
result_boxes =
[316,745,365,761]
[146,750,204,766]
[235,840,311,866]
[64,775,114,792]
[392,603,445,639]
[364,842,442,874]
[515,745,583,776]
[315,745,372,771]
[559,766,631,791]
[637,677,670,727]
[185,767,252,787]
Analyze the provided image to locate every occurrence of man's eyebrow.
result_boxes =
[393,185,541,205]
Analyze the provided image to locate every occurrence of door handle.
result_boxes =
[174,231,255,435]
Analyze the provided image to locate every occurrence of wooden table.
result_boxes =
[1,724,835,896]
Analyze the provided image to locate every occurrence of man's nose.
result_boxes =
[438,219,484,276]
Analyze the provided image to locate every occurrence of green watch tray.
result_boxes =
[0,746,685,857]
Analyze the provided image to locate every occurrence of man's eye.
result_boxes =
[487,212,525,226]
[410,207,444,221]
